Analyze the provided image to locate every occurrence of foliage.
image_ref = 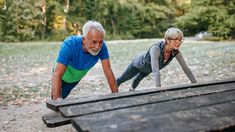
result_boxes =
[0,0,5,37]
[44,0,67,41]
[176,0,235,39]
[0,0,43,42]
[0,0,234,42]
[133,1,175,38]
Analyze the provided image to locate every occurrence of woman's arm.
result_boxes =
[150,46,161,87]
[176,51,197,83]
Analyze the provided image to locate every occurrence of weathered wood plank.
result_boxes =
[72,98,235,132]
[59,83,235,117]
[42,112,71,128]
[46,78,235,111]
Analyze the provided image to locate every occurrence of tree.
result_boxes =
[175,0,235,39]
[132,0,176,38]
[0,0,43,42]
[0,0,6,37]
[44,0,65,40]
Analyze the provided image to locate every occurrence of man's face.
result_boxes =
[83,30,104,55]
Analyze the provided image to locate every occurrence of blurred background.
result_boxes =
[0,1,235,131]
[0,0,235,42]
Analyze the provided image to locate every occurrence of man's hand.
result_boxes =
[51,63,67,100]
[101,59,118,93]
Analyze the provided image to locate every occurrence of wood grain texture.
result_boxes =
[60,83,235,117]
[46,78,235,111]
[42,112,71,128]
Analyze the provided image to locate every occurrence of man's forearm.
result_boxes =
[101,59,119,93]
[109,78,118,93]
[106,71,119,93]
[52,75,62,99]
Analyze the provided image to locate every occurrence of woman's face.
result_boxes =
[168,38,184,50]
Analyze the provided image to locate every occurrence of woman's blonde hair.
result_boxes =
[164,27,183,40]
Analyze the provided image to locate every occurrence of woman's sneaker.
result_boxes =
[129,88,135,91]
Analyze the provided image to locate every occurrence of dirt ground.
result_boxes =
[0,103,77,132]
[0,72,138,132]
[0,39,235,132]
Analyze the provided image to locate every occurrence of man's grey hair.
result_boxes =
[82,21,105,37]
[164,27,183,40]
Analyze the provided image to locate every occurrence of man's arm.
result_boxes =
[101,59,119,93]
[51,63,67,100]
[176,51,197,83]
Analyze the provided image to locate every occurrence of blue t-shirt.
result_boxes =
[56,35,109,83]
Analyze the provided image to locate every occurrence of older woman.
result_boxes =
[116,27,197,91]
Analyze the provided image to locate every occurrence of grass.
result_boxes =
[0,39,235,107]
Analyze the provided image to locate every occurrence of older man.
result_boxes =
[52,21,118,100]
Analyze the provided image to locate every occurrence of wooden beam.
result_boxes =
[71,92,235,132]
[46,77,235,111]
[42,112,71,128]
[60,83,235,117]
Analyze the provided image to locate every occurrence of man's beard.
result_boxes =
[85,44,101,56]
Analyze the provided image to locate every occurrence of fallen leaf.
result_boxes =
[3,124,12,129]
[13,99,23,106]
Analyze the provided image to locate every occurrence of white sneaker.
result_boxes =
[129,88,135,91]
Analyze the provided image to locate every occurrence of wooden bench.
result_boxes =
[42,77,235,131]
[42,112,71,128]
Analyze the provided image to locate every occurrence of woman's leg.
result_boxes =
[131,72,149,89]
[116,62,140,87]
[61,80,80,99]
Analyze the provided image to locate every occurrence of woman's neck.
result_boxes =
[164,42,172,53]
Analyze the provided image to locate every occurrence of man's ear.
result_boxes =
[82,36,86,44]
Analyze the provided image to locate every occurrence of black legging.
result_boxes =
[116,62,149,89]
